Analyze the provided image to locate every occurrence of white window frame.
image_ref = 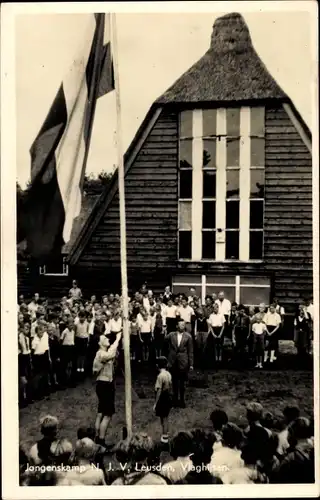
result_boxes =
[39,257,69,276]
[215,108,227,260]
[172,274,271,307]
[202,118,218,259]
[239,107,251,260]
[192,110,203,260]
[178,120,193,260]
[202,146,217,259]
[178,107,265,263]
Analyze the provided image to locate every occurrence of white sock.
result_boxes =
[270,350,275,363]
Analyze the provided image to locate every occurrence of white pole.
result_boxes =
[111,13,132,438]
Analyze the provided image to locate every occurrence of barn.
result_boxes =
[19,12,313,318]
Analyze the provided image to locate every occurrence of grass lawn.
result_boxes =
[19,341,313,453]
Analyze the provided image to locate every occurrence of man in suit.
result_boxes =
[165,320,193,408]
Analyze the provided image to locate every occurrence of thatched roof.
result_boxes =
[156,12,287,104]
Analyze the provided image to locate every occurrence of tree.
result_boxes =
[83,170,113,195]
[17,170,114,199]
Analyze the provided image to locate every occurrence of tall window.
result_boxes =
[178,107,265,261]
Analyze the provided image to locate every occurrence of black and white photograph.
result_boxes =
[1,1,319,497]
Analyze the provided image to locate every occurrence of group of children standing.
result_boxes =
[17,281,313,407]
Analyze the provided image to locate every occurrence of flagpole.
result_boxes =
[111,13,132,438]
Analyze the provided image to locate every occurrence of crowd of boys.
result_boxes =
[18,280,313,407]
[19,402,314,486]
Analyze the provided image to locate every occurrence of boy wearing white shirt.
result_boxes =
[215,292,231,322]
[252,316,268,368]
[75,312,89,374]
[31,321,50,399]
[138,311,153,362]
[110,311,122,333]
[164,298,177,334]
[32,325,49,355]
[177,297,194,334]
[109,310,122,349]
[163,286,173,305]
[270,298,285,360]
[263,304,281,364]
[207,304,226,364]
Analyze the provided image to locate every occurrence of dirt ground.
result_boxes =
[19,341,313,452]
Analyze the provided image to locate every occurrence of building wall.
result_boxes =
[264,106,313,310]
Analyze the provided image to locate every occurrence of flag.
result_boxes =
[20,13,114,260]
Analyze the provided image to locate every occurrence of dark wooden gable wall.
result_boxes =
[77,110,179,291]
[264,105,313,309]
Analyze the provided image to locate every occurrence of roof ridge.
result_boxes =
[156,13,287,104]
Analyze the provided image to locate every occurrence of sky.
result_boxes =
[16,9,315,187]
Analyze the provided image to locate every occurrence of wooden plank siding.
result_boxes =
[76,110,179,291]
[17,262,71,299]
[263,105,313,309]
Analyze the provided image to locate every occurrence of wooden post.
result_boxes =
[111,13,132,438]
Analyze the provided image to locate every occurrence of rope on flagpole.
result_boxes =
[111,12,132,439]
